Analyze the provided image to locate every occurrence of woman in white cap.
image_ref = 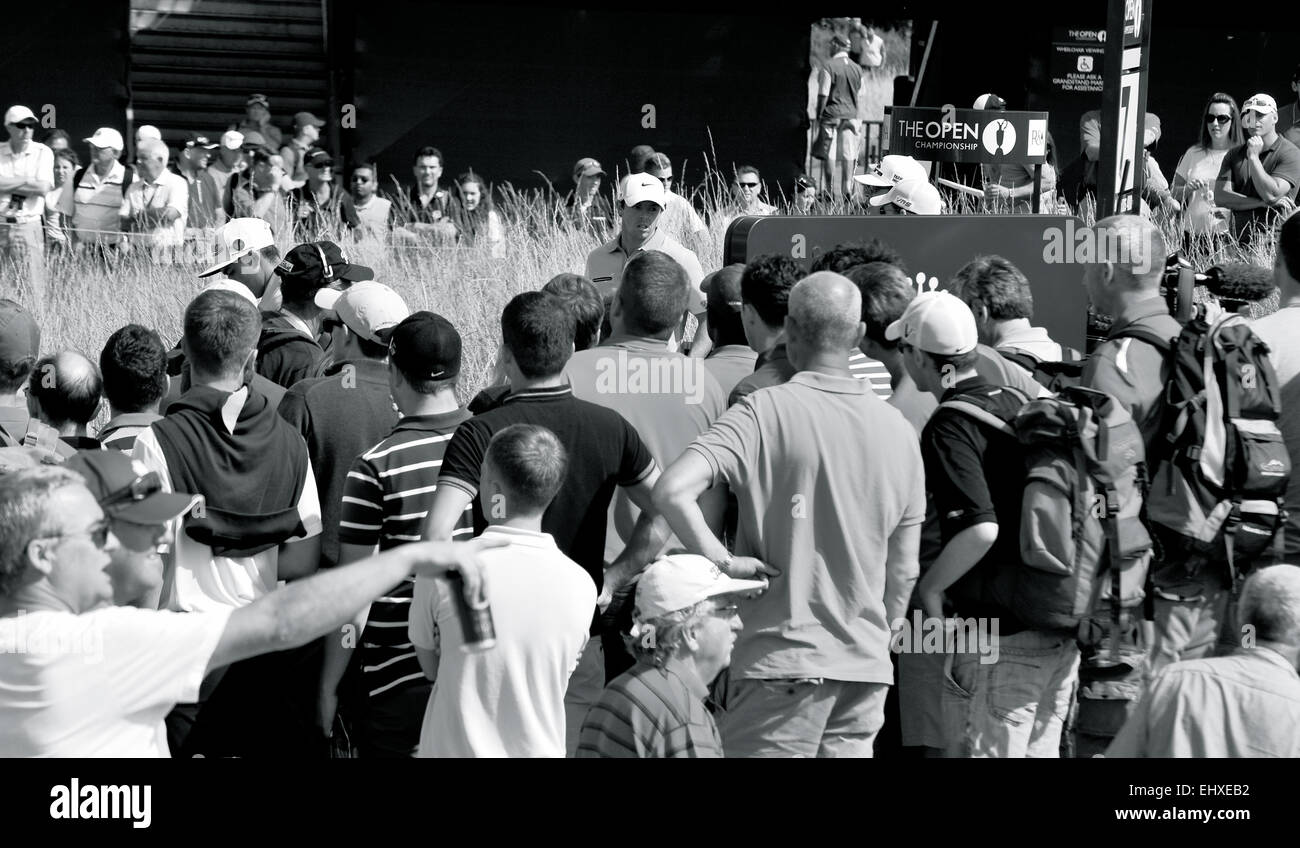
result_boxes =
[575,554,764,758]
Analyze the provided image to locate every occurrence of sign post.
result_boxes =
[886,106,1050,211]
[1098,0,1154,217]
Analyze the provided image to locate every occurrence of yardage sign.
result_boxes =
[887,106,1050,165]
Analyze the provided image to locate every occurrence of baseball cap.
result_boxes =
[65,451,200,525]
[84,128,125,150]
[1243,94,1278,116]
[220,130,244,150]
[885,290,978,355]
[831,33,851,50]
[573,157,605,181]
[1142,113,1162,148]
[4,105,38,127]
[972,93,1007,111]
[854,154,926,187]
[620,173,666,208]
[869,177,943,215]
[199,217,276,277]
[136,125,162,142]
[293,111,325,128]
[700,263,746,310]
[633,554,766,622]
[278,241,374,287]
[184,132,218,150]
[387,310,461,381]
[246,93,270,108]
[197,279,258,305]
[241,130,268,150]
[304,148,334,168]
[0,299,40,370]
[315,281,410,344]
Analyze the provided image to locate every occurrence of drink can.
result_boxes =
[448,569,496,651]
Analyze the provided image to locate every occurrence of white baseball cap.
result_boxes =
[620,173,667,209]
[1243,93,1278,116]
[633,554,766,622]
[4,105,38,126]
[84,127,125,150]
[136,125,162,142]
[869,177,944,215]
[220,130,245,150]
[885,290,978,355]
[199,218,276,277]
[196,279,258,305]
[854,154,926,187]
[315,281,410,344]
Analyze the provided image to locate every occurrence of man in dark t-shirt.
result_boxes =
[1215,93,1300,244]
[422,291,660,755]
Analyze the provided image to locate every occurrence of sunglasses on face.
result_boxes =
[46,521,112,550]
[738,181,759,188]
[1207,114,1232,125]
[709,603,740,619]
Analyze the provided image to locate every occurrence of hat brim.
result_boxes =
[198,248,256,278]
[704,576,769,600]
[111,492,202,524]
[577,167,606,179]
[1243,105,1275,116]
[868,191,895,207]
[884,317,906,341]
[314,287,343,310]
[856,173,893,187]
[337,262,373,283]
[11,119,39,128]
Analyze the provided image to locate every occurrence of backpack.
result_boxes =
[940,385,1153,661]
[998,346,1086,393]
[73,165,134,194]
[1114,313,1290,581]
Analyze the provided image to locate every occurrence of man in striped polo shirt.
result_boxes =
[328,311,468,757]
[577,554,763,758]
[96,325,168,453]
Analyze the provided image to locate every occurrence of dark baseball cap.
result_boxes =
[184,132,218,150]
[0,299,39,369]
[304,148,334,168]
[277,241,374,287]
[388,311,462,382]
[701,263,746,309]
[65,451,200,524]
[246,93,270,108]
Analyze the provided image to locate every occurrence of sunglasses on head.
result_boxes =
[1207,114,1232,125]
[100,471,162,511]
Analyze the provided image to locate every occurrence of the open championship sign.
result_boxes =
[887,106,1050,165]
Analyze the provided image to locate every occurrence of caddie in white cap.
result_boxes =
[854,154,928,208]
[887,290,981,396]
[575,554,765,758]
[199,217,282,310]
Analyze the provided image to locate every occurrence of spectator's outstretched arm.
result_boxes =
[209,537,505,676]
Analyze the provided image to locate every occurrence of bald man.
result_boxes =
[26,351,104,455]
[653,271,926,757]
[122,137,188,256]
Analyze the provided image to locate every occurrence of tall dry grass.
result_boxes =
[4,161,1280,419]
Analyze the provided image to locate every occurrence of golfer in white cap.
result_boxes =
[198,217,281,310]
[575,554,765,758]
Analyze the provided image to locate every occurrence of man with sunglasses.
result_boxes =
[642,152,707,252]
[730,166,776,218]
[1215,93,1300,245]
[0,464,503,757]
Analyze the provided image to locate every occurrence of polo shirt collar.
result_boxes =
[101,411,162,432]
[940,376,991,402]
[993,324,1053,348]
[755,343,789,368]
[1107,296,1171,338]
[708,344,756,359]
[787,369,868,394]
[502,384,573,404]
[278,308,314,338]
[395,408,470,432]
[600,333,670,352]
[323,357,386,378]
[609,227,665,256]
[87,161,125,185]
[1238,646,1300,678]
[661,656,709,701]
[479,524,559,550]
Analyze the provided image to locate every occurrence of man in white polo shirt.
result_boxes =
[0,105,54,299]
[122,138,188,260]
[585,173,705,304]
[68,127,131,253]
